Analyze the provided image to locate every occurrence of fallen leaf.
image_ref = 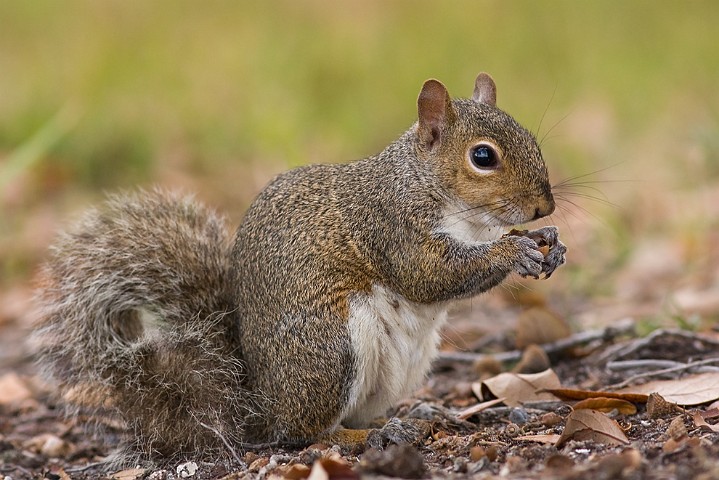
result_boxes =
[111,468,147,480]
[555,409,630,447]
[544,388,648,403]
[307,462,328,480]
[516,434,561,444]
[700,408,719,419]
[479,369,561,407]
[282,464,311,479]
[691,411,719,433]
[314,456,357,480]
[455,398,505,420]
[619,372,719,405]
[573,397,637,415]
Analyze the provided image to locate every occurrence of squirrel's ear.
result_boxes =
[417,79,455,150]
[472,72,497,106]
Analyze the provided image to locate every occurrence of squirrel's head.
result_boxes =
[415,73,554,228]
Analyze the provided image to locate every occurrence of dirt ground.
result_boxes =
[2,288,719,480]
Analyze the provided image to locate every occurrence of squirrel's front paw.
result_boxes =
[508,236,545,279]
[525,226,567,278]
[366,417,430,450]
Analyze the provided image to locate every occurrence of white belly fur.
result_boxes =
[342,283,448,427]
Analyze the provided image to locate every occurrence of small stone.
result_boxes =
[176,461,198,478]
[508,408,529,425]
[540,412,563,427]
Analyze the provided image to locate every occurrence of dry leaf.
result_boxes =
[619,372,719,405]
[318,457,358,479]
[302,456,357,480]
[555,409,630,447]
[480,369,561,407]
[691,411,719,433]
[111,468,147,480]
[516,434,561,444]
[573,397,637,415]
[700,408,719,419]
[282,464,312,479]
[307,462,329,480]
[455,398,505,420]
[544,388,648,403]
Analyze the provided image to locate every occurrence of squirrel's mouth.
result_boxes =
[492,204,547,227]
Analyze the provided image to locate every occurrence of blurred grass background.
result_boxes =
[1,0,718,329]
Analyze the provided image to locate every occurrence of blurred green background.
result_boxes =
[1,0,718,328]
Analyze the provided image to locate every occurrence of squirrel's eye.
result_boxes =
[470,144,499,170]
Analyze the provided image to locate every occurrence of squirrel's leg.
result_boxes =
[386,233,542,303]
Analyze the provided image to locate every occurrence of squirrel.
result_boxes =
[32,73,566,466]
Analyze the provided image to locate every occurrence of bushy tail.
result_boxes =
[32,189,252,465]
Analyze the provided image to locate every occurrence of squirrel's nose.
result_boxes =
[532,195,555,220]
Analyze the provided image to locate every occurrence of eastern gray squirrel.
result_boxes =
[33,73,566,465]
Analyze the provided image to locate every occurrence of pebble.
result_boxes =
[176,461,198,478]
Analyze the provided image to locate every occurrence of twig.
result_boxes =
[64,461,108,473]
[597,328,719,364]
[437,318,635,364]
[607,360,688,371]
[607,357,719,390]
[456,397,505,420]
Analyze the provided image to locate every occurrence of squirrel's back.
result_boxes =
[33,189,251,464]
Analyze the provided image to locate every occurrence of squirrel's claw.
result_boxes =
[542,239,567,278]
[524,226,567,279]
